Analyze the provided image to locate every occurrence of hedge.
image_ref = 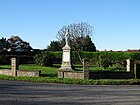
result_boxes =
[52,51,140,66]
[0,51,140,66]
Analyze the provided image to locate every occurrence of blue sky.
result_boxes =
[0,0,140,51]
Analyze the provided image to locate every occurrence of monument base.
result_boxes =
[59,67,74,72]
[59,61,74,71]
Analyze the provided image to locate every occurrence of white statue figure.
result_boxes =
[65,29,69,45]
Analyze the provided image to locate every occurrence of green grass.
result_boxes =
[0,64,127,77]
[0,64,136,85]
[0,64,59,77]
[74,65,126,72]
[19,64,59,77]
[0,65,11,69]
[0,74,139,85]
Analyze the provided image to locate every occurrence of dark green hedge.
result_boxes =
[0,51,140,66]
[52,51,140,66]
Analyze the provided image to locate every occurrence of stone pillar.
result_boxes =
[11,57,19,76]
[59,45,73,71]
[126,59,134,73]
[83,59,89,79]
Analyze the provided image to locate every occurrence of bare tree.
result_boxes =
[57,22,95,63]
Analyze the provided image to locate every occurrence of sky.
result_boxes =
[0,0,140,51]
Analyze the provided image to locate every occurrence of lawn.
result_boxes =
[0,64,126,78]
[0,64,59,77]
[74,64,126,72]
[0,64,139,85]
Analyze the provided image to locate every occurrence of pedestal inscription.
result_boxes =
[63,51,70,62]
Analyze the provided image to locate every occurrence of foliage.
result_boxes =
[0,37,9,51]
[56,22,96,63]
[52,51,136,68]
[57,22,96,51]
[47,41,62,51]
[7,35,32,52]
[34,51,55,66]
[0,35,32,52]
[99,52,112,69]
[130,52,140,60]
[81,35,96,51]
[52,52,62,58]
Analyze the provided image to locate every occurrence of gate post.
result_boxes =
[11,57,19,76]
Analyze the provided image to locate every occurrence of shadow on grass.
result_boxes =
[0,67,11,69]
[52,64,61,68]
[40,74,58,77]
[130,82,140,85]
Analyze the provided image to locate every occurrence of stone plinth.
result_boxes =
[59,45,73,71]
[58,71,85,79]
[58,58,90,79]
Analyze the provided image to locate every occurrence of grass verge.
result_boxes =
[0,64,139,85]
[0,75,140,85]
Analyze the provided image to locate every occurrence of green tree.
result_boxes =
[7,35,32,52]
[47,41,62,51]
[80,35,96,51]
[0,37,9,51]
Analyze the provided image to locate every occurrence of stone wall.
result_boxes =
[0,69,13,76]
[58,71,86,79]
[17,70,40,77]
[89,72,134,79]
[0,57,40,77]
[0,69,40,77]
[58,58,89,79]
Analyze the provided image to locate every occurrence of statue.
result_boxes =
[65,29,69,45]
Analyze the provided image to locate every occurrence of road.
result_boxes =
[0,80,140,105]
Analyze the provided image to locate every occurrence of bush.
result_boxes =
[34,51,55,66]
[100,52,112,69]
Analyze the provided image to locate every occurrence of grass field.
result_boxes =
[0,64,126,77]
[0,64,135,85]
[0,64,59,77]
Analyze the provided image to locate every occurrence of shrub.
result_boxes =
[34,51,55,66]
[100,52,112,69]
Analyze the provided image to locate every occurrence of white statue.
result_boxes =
[65,29,69,45]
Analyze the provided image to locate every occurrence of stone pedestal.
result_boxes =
[58,58,89,79]
[59,45,73,71]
